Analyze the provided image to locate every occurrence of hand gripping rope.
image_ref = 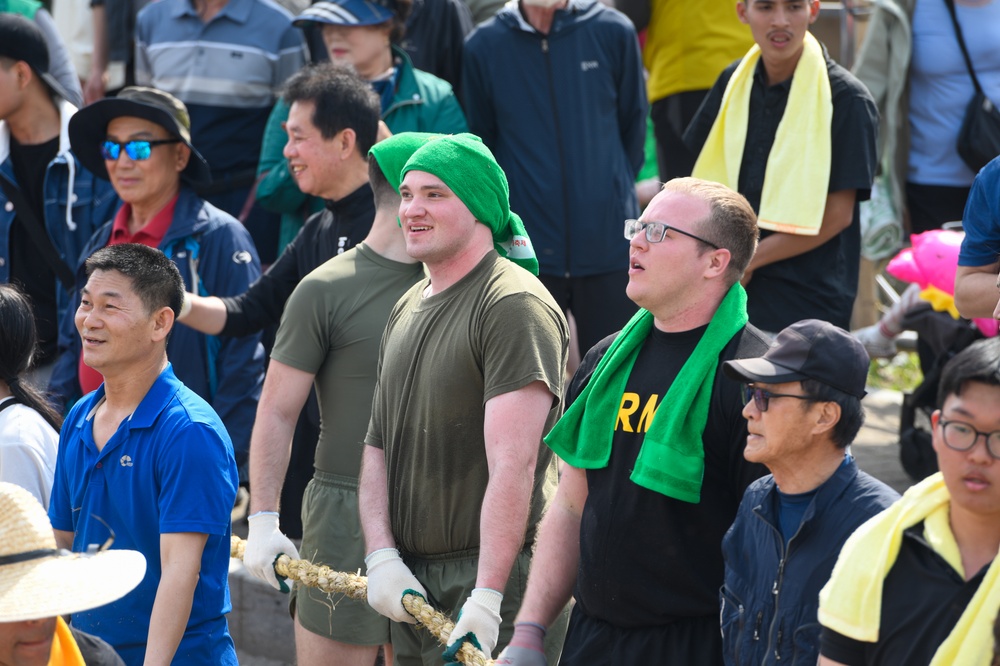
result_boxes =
[230,536,494,666]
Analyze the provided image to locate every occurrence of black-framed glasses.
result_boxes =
[100,139,180,162]
[938,419,1000,459]
[742,384,815,412]
[624,219,720,249]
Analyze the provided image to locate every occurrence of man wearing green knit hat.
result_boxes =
[359,133,569,663]
[498,178,770,666]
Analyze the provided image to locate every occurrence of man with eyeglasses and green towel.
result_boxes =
[818,336,1000,666]
[718,319,898,666]
[498,177,770,665]
[48,86,265,478]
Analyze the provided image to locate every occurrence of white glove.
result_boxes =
[365,548,427,624]
[443,588,503,661]
[244,512,299,592]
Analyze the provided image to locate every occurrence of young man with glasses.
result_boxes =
[499,177,770,665]
[818,336,1000,666]
[48,86,265,477]
[719,319,898,666]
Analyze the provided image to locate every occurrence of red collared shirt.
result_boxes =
[79,194,179,394]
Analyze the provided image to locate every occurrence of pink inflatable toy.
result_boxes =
[886,229,998,337]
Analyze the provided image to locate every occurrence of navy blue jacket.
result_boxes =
[50,187,265,464]
[462,0,646,277]
[721,456,899,666]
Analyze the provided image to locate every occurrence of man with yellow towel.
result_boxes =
[684,0,878,333]
[818,337,1000,666]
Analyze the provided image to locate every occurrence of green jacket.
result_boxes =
[255,46,467,251]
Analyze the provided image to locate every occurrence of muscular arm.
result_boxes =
[954,263,1000,319]
[514,462,587,627]
[746,189,857,280]
[247,361,314,514]
[143,532,209,666]
[476,381,554,591]
[359,443,395,553]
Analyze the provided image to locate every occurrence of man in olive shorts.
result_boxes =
[358,134,570,664]
[241,127,431,666]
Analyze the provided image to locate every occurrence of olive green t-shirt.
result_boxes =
[272,243,424,478]
[365,251,569,556]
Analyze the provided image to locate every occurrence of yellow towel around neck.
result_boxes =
[49,617,86,666]
[817,472,1000,666]
[692,31,832,236]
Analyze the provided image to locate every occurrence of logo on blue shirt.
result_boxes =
[120,455,134,467]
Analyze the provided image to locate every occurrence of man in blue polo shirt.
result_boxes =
[134,0,306,263]
[48,243,239,666]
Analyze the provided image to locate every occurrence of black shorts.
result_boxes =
[559,604,723,666]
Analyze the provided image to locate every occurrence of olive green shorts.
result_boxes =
[290,471,389,645]
[389,548,569,665]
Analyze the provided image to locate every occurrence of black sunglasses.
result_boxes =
[741,384,815,412]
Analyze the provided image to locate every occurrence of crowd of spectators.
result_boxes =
[1,0,1000,664]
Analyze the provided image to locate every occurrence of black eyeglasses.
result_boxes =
[101,139,180,161]
[742,384,815,412]
[624,219,720,249]
[938,419,1000,459]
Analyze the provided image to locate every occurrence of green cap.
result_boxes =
[401,133,539,275]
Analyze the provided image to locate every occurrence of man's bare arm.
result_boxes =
[248,360,314,514]
[359,443,395,553]
[954,263,1000,320]
[744,189,857,282]
[177,293,228,336]
[476,381,554,591]
[142,532,209,666]
[515,462,587,627]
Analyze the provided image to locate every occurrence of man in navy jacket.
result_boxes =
[462,0,646,355]
[720,319,898,666]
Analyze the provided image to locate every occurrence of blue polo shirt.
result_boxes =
[49,364,239,666]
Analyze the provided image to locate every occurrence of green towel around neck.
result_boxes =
[544,283,748,502]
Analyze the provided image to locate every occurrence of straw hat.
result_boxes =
[0,483,146,622]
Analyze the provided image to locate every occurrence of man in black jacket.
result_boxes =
[720,319,898,666]
[179,65,380,537]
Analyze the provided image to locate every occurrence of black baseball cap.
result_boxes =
[723,319,870,398]
[68,87,212,186]
[0,14,74,103]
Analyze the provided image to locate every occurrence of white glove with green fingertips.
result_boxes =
[443,587,504,661]
[244,512,299,592]
[365,548,426,624]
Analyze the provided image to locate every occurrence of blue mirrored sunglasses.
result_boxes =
[101,139,181,161]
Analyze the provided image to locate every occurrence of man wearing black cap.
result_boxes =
[0,14,119,385]
[719,319,898,666]
[47,86,265,474]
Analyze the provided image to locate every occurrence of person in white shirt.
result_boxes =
[0,284,60,508]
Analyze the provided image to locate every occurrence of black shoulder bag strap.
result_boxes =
[943,0,985,96]
[0,172,76,291]
[0,398,19,417]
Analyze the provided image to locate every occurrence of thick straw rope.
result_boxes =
[231,536,493,666]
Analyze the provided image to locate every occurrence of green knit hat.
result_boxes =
[401,133,539,275]
[368,132,444,191]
